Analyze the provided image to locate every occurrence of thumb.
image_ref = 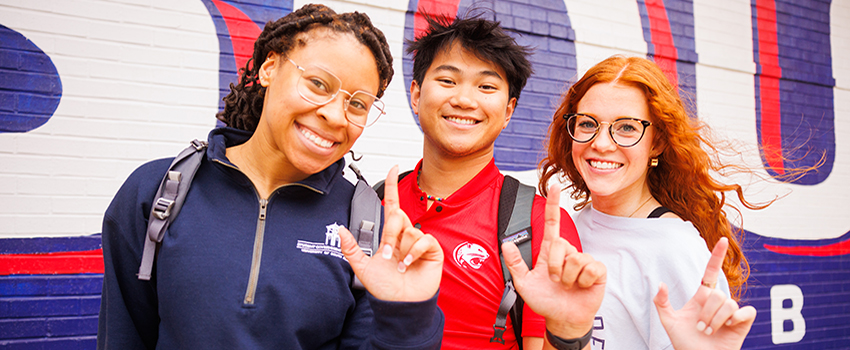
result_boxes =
[339,226,369,273]
[654,282,675,325]
[502,242,530,285]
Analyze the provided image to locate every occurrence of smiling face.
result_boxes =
[571,82,658,204]
[255,29,379,181]
[410,42,516,160]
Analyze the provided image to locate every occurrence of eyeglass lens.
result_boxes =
[295,64,385,127]
[567,114,647,147]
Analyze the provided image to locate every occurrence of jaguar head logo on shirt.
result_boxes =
[453,242,490,269]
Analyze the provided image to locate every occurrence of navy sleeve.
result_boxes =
[97,159,170,350]
[362,292,444,350]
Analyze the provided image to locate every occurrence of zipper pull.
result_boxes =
[259,199,267,221]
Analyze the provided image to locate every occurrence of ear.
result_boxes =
[410,80,421,115]
[258,52,279,87]
[502,97,517,129]
[650,142,667,158]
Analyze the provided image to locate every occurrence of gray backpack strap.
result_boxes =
[138,139,208,280]
[491,175,535,347]
[347,162,382,290]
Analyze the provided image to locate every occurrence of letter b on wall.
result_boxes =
[770,284,805,344]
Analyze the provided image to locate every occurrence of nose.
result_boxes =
[317,93,350,128]
[450,85,478,109]
[590,123,618,152]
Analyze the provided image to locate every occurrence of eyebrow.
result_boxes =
[432,64,504,81]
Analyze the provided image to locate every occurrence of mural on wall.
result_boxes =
[0,25,62,133]
[404,0,577,171]
[1,0,848,348]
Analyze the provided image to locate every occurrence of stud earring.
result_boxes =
[650,158,659,167]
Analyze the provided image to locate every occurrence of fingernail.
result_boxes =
[397,261,406,273]
[696,321,706,332]
[403,255,413,266]
[705,326,713,335]
[550,274,560,283]
[382,244,392,260]
[726,320,732,326]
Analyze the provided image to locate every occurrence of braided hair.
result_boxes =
[216,4,394,131]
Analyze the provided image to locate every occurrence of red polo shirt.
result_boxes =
[398,159,581,349]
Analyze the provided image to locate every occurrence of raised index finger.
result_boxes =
[382,165,401,212]
[536,183,562,266]
[377,165,402,259]
[701,237,729,289]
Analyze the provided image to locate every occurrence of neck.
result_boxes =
[227,136,306,199]
[418,147,493,200]
[591,187,657,218]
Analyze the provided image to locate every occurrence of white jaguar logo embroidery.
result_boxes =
[453,242,490,269]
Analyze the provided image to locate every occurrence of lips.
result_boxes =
[589,159,623,170]
[298,125,335,149]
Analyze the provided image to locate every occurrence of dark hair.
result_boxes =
[217,4,393,131]
[405,13,532,102]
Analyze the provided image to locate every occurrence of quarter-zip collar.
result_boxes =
[206,127,345,196]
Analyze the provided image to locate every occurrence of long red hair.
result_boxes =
[540,55,767,299]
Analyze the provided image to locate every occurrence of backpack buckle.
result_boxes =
[152,197,175,220]
[190,139,207,151]
[490,325,507,344]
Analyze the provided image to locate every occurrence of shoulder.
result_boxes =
[116,158,174,199]
[105,158,174,219]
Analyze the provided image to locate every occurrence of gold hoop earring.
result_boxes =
[650,158,659,167]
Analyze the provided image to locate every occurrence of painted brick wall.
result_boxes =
[1,0,848,348]
[1,236,103,349]
[0,0,220,239]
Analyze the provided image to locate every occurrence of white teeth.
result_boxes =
[590,160,622,170]
[445,116,476,125]
[300,127,334,148]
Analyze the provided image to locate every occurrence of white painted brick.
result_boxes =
[117,44,188,68]
[12,214,91,235]
[151,29,218,53]
[85,177,126,197]
[50,37,122,64]
[0,176,19,195]
[0,216,17,235]
[0,154,54,176]
[16,177,88,196]
[0,194,52,214]
[52,196,111,215]
[0,7,92,39]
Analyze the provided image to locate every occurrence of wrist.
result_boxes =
[545,319,593,340]
[545,327,592,350]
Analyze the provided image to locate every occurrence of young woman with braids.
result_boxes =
[538,55,758,350]
[98,4,444,349]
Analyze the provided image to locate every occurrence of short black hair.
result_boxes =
[405,13,533,101]
[217,4,393,132]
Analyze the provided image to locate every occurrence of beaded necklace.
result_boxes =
[416,168,444,202]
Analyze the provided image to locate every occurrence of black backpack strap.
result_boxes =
[491,175,535,346]
[647,206,673,218]
[138,139,208,280]
[373,170,414,200]
[347,162,382,290]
